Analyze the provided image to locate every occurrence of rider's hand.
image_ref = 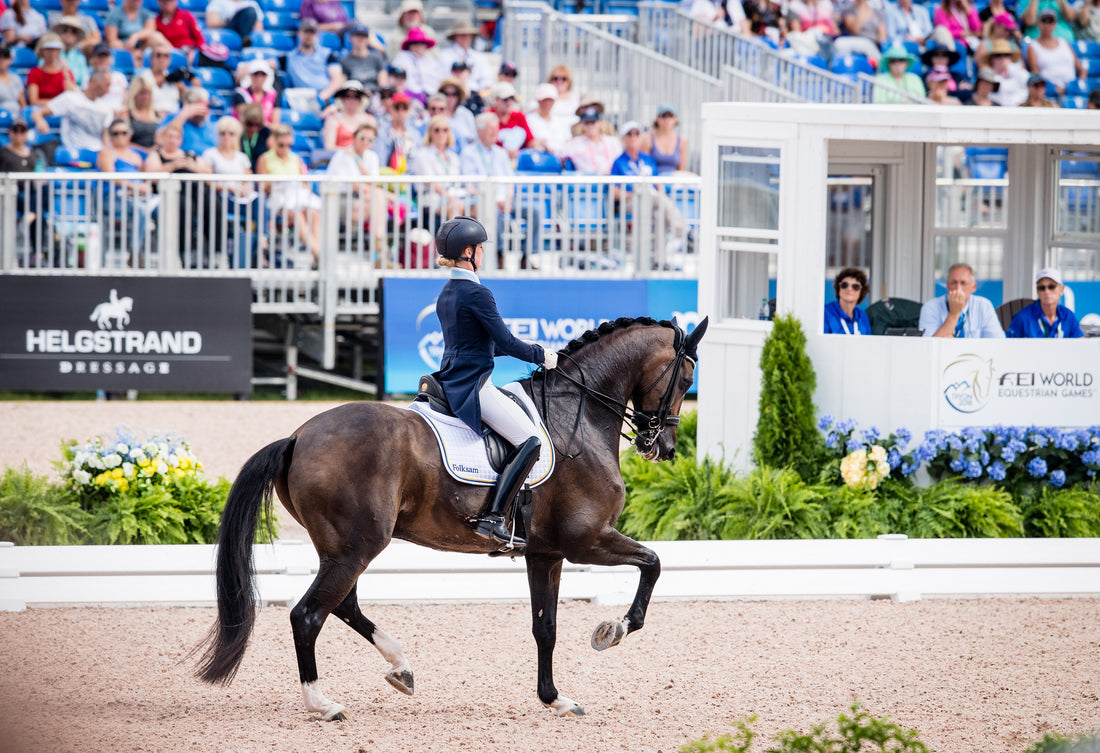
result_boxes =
[543,351,558,370]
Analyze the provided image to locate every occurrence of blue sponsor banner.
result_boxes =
[383,278,700,395]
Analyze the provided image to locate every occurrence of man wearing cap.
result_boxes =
[561,102,619,175]
[920,262,1005,339]
[88,43,131,110]
[611,120,685,269]
[1021,72,1057,106]
[1019,0,1076,43]
[488,82,534,159]
[47,0,101,56]
[34,70,117,156]
[283,18,345,102]
[0,118,48,258]
[1007,269,1084,338]
[872,43,926,103]
[448,61,484,114]
[496,61,519,88]
[206,0,264,47]
[341,22,388,92]
[162,86,219,153]
[438,20,491,93]
[383,64,428,123]
[140,42,187,114]
[526,82,570,155]
[987,38,1030,106]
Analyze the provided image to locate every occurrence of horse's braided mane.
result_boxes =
[558,317,677,357]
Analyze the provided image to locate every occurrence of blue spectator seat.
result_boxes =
[0,110,9,130]
[309,148,335,168]
[143,0,159,11]
[113,49,136,76]
[829,54,874,79]
[24,107,61,132]
[516,149,562,173]
[196,66,236,92]
[250,30,297,51]
[293,132,317,153]
[205,28,244,52]
[949,45,971,78]
[1084,58,1100,77]
[241,46,284,61]
[52,146,98,169]
[1064,79,1091,97]
[882,38,921,57]
[178,0,207,13]
[965,147,1008,181]
[264,11,300,30]
[1045,81,1059,98]
[12,47,37,74]
[1062,96,1089,109]
[319,31,343,51]
[279,87,322,113]
[341,0,355,19]
[27,130,58,148]
[39,0,65,9]
[282,109,323,137]
[1074,40,1100,60]
[83,0,111,10]
[261,0,303,12]
[142,48,189,71]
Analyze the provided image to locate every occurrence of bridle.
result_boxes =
[537,323,695,457]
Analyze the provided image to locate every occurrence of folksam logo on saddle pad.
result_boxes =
[0,276,253,393]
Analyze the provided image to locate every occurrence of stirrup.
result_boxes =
[472,514,526,550]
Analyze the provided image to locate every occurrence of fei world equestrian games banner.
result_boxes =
[382,278,701,395]
[0,276,252,393]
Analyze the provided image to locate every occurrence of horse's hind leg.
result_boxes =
[567,528,660,652]
[332,585,414,695]
[290,559,362,721]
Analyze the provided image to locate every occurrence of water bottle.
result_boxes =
[34,155,45,172]
[758,297,770,321]
[85,224,101,270]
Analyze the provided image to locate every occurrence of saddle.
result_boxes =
[415,373,532,473]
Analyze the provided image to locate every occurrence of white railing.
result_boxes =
[502,0,722,171]
[638,1,929,106]
[3,536,1099,610]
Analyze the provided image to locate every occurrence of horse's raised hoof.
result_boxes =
[386,668,414,695]
[547,696,586,717]
[590,620,625,651]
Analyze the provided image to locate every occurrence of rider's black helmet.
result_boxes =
[436,216,488,261]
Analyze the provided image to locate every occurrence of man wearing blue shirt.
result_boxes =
[1006,268,1084,338]
[920,262,1005,338]
[283,18,345,102]
[611,120,685,270]
[161,87,217,153]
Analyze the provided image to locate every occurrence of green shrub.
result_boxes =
[683,702,929,753]
[0,466,89,545]
[1021,487,1100,538]
[753,314,822,482]
[1022,732,1100,753]
[905,479,1023,539]
[619,454,738,541]
[718,466,831,540]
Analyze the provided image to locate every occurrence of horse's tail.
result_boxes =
[194,436,296,686]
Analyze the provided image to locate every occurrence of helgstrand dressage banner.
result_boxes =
[0,276,252,393]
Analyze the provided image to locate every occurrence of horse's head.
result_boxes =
[631,316,708,462]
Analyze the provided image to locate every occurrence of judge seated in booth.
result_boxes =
[1006,268,1084,339]
[919,262,1005,339]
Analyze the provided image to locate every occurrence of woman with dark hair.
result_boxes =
[824,267,871,334]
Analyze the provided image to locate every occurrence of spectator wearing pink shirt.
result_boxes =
[932,0,982,51]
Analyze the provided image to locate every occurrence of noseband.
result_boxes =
[538,324,695,457]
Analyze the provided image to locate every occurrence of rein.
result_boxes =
[536,324,694,457]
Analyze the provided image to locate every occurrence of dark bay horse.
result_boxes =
[194,315,708,719]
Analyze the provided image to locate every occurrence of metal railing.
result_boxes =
[2,170,701,363]
[639,1,928,106]
[502,1,721,171]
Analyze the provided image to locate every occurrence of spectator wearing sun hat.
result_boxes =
[872,43,925,103]
[986,38,1029,105]
[46,0,102,56]
[392,26,443,104]
[439,20,491,94]
[526,82,570,155]
[1006,269,1084,338]
[975,12,1023,66]
[51,15,89,88]
[966,68,1000,105]
[389,0,437,57]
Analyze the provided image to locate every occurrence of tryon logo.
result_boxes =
[942,353,994,413]
[89,289,133,330]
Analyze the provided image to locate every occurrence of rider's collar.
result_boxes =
[451,267,480,284]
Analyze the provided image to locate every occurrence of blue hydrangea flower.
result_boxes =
[862,426,880,443]
[838,419,857,434]
[1082,449,1100,467]
[825,433,838,449]
[963,460,983,479]
[1027,457,1048,478]
[989,461,1006,481]
[980,449,990,466]
[950,457,965,472]
[896,427,912,447]
[1008,439,1028,455]
[1001,447,1016,463]
[1049,469,1066,488]
[1055,434,1079,452]
[846,437,864,452]
[818,415,834,431]
[888,448,901,470]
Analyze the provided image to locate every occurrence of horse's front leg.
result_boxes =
[525,553,585,717]
[568,527,660,651]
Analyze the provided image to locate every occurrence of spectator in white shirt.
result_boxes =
[526,83,571,156]
[33,69,116,154]
[437,20,491,94]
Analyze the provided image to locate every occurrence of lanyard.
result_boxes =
[1038,315,1061,338]
[840,317,861,335]
[953,310,966,338]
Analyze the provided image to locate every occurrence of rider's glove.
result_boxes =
[543,351,558,370]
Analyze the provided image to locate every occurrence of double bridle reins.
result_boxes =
[536,324,695,457]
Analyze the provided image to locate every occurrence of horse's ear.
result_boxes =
[684,316,708,357]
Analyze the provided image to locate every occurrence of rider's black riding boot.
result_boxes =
[473,436,541,549]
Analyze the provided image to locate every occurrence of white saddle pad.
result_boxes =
[407,381,555,487]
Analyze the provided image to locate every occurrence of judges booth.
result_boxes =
[695,104,1100,469]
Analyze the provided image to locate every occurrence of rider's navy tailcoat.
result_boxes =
[435,271,545,432]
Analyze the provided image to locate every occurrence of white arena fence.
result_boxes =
[2,536,1098,611]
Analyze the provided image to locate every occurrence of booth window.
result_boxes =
[716,146,780,320]
[932,145,1008,288]
[1050,150,1100,285]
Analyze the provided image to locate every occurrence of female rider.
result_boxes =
[434,216,558,549]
